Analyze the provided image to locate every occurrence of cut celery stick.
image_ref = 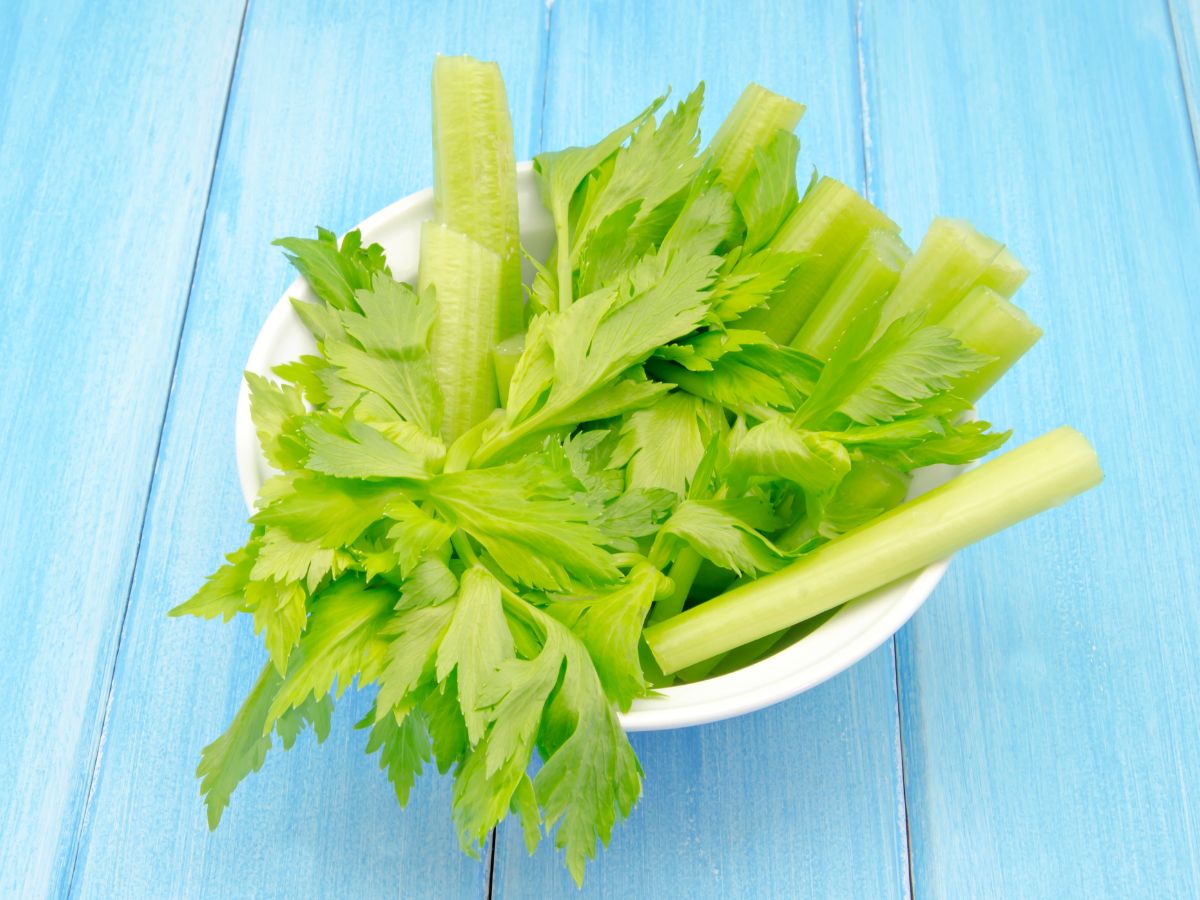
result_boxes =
[431,55,523,340]
[875,217,1005,331]
[791,229,912,360]
[706,83,805,193]
[648,547,703,624]
[645,426,1102,673]
[941,285,1043,402]
[419,222,504,442]
[977,246,1029,297]
[492,332,525,407]
[739,177,900,343]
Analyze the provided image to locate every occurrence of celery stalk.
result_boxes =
[790,229,911,360]
[645,427,1102,674]
[738,177,900,343]
[941,286,1043,402]
[977,246,1029,297]
[419,223,504,441]
[492,332,525,407]
[875,217,1006,331]
[706,83,805,193]
[648,547,703,624]
[431,55,523,340]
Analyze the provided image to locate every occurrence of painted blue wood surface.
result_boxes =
[861,1,1200,896]
[0,2,245,896]
[491,1,911,897]
[67,3,547,898]
[1170,0,1200,163]
[1,0,1198,898]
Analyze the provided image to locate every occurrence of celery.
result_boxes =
[875,217,1005,330]
[419,222,504,441]
[791,229,911,360]
[491,332,525,407]
[645,427,1102,673]
[977,246,1029,297]
[431,55,523,340]
[707,83,805,193]
[705,607,842,678]
[738,177,900,343]
[647,546,703,624]
[941,286,1043,402]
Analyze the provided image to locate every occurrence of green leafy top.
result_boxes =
[175,71,1019,889]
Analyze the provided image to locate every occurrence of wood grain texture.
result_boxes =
[490,2,912,896]
[860,0,1200,896]
[1170,0,1200,166]
[67,2,546,898]
[0,2,245,896]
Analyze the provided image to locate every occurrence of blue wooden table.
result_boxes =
[3,1,1199,896]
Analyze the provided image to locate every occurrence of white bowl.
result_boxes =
[236,162,959,732]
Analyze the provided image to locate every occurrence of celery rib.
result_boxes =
[707,83,805,193]
[644,427,1102,674]
[738,177,900,343]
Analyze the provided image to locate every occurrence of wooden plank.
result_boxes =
[491,1,912,895]
[1170,0,1200,166]
[0,2,246,896]
[67,2,548,898]
[860,1,1200,896]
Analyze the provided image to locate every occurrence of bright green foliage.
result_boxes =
[273,227,389,311]
[176,59,1075,888]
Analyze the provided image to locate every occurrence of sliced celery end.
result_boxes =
[941,285,1043,401]
[791,229,911,359]
[431,54,523,340]
[978,246,1029,297]
[644,427,1102,674]
[707,82,805,193]
[419,222,504,442]
[739,177,900,343]
[876,217,1007,331]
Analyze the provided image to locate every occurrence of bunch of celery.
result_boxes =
[174,55,1100,884]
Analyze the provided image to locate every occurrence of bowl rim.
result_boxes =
[235,162,954,731]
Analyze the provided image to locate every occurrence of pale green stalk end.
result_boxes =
[431,54,523,340]
[645,426,1102,673]
[977,246,1029,297]
[707,83,805,193]
[876,217,1007,331]
[739,177,899,343]
[941,286,1043,402]
[791,229,912,360]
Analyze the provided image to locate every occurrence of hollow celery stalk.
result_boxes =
[431,55,523,341]
[419,222,504,441]
[644,426,1102,674]
[977,246,1029,297]
[706,83,805,193]
[738,177,900,343]
[875,217,1008,331]
[941,286,1043,402]
[791,229,912,360]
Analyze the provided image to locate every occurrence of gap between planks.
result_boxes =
[61,2,253,896]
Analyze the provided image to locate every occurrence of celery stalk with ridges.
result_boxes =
[707,83,805,192]
[644,427,1103,674]
[791,229,911,360]
[941,285,1043,401]
[738,177,900,342]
